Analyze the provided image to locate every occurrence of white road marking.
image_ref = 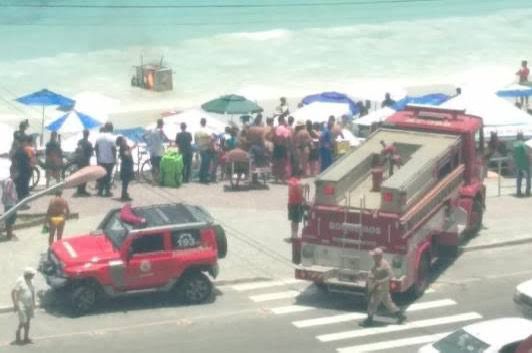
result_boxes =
[336,332,450,353]
[232,279,303,292]
[249,291,300,302]
[317,312,482,342]
[270,305,316,314]
[293,299,456,328]
[425,288,435,293]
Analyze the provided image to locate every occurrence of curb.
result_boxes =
[462,236,532,252]
[8,213,79,232]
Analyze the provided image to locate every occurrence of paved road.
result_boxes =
[0,242,529,353]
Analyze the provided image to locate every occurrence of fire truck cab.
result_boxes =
[293,105,485,298]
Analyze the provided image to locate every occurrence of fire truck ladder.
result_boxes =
[335,193,366,285]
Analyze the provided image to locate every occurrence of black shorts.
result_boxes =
[150,156,162,171]
[288,204,304,223]
[4,205,16,226]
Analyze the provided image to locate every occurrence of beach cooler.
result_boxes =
[160,151,183,188]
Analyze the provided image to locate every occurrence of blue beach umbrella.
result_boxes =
[46,110,102,134]
[393,93,450,111]
[15,89,75,143]
[302,91,359,115]
[496,84,532,98]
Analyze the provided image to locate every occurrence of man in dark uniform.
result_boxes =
[361,247,406,327]
[175,123,193,183]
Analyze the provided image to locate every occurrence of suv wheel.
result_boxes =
[214,225,228,259]
[180,272,213,304]
[70,283,97,316]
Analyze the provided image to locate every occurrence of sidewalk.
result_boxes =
[0,174,529,310]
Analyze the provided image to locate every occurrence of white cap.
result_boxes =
[24,267,36,276]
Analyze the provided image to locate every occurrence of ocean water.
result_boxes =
[0,0,531,126]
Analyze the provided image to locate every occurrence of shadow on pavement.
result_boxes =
[293,284,367,312]
[39,286,223,319]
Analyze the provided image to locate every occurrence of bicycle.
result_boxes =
[139,150,154,183]
[29,153,79,190]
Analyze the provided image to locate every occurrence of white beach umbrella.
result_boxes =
[61,129,134,153]
[291,101,352,123]
[354,107,396,127]
[0,158,12,179]
[146,108,228,139]
[72,92,120,122]
[0,123,15,155]
[338,129,364,147]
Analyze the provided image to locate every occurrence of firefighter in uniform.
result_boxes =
[361,247,406,327]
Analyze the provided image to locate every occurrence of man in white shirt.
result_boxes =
[144,119,169,184]
[11,268,36,344]
[95,123,117,197]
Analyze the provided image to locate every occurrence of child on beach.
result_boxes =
[46,190,70,247]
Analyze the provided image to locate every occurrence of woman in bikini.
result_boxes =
[46,190,70,247]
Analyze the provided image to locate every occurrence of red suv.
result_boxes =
[39,203,227,316]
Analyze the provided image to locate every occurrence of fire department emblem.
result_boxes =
[140,260,151,273]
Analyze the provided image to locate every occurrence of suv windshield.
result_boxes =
[103,212,132,247]
[433,329,490,353]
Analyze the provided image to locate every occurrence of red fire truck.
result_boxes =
[293,105,486,298]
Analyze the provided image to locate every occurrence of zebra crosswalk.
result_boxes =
[229,278,483,353]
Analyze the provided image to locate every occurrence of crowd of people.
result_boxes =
[148,99,355,187]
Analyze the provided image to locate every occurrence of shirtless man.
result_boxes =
[46,190,70,247]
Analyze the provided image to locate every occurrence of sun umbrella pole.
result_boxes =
[41,105,45,146]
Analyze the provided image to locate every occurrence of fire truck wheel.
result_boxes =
[70,283,98,317]
[467,198,484,235]
[410,253,431,299]
[179,272,213,304]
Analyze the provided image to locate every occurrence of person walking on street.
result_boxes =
[513,132,531,197]
[286,168,307,243]
[46,190,70,247]
[195,118,214,184]
[176,122,193,183]
[117,136,134,202]
[74,129,93,196]
[361,247,406,327]
[11,267,36,345]
[144,118,169,184]
[45,131,63,188]
[95,123,116,197]
[2,166,18,240]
